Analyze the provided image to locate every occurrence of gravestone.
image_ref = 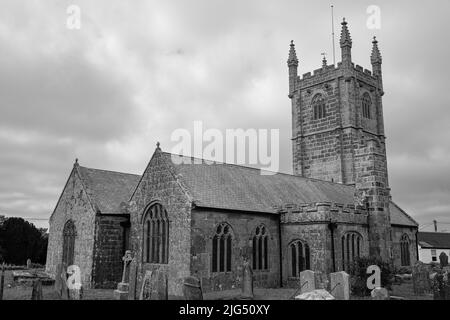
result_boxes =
[54,263,63,296]
[139,270,168,300]
[439,252,449,268]
[241,260,254,299]
[412,261,430,295]
[299,270,315,294]
[294,289,335,300]
[183,276,203,300]
[371,287,389,300]
[114,251,133,300]
[60,263,69,300]
[128,259,138,300]
[31,279,43,300]
[330,271,350,300]
[0,264,5,300]
[26,259,32,269]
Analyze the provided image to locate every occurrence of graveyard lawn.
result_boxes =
[1,270,433,300]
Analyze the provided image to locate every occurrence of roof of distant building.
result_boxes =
[418,232,450,249]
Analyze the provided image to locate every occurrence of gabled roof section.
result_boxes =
[76,165,140,214]
[162,152,356,214]
[418,232,450,249]
[389,201,419,227]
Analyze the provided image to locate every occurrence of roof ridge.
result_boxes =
[162,152,354,188]
[390,200,419,226]
[78,165,140,177]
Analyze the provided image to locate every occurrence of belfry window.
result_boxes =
[212,223,233,273]
[290,240,310,277]
[362,93,372,119]
[400,234,411,266]
[342,232,362,271]
[252,225,269,271]
[143,203,169,264]
[312,94,326,120]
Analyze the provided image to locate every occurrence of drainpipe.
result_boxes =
[328,221,337,272]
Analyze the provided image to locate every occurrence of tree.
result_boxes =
[0,217,48,265]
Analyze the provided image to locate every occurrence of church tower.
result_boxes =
[288,18,392,260]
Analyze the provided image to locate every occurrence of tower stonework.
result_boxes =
[288,19,392,260]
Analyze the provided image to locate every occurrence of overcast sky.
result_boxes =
[0,0,449,231]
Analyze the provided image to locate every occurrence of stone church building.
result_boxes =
[46,19,419,296]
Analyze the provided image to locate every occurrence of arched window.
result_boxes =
[290,240,310,277]
[212,223,233,273]
[312,94,326,120]
[252,225,269,271]
[342,232,362,271]
[362,93,372,119]
[62,220,76,266]
[400,234,411,266]
[143,203,169,264]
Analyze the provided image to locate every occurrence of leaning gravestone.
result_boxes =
[371,287,389,300]
[330,271,350,300]
[440,252,449,268]
[128,259,138,300]
[139,270,168,300]
[412,261,431,295]
[26,259,32,269]
[299,270,315,294]
[31,279,43,300]
[60,263,69,300]
[241,260,254,299]
[183,276,203,300]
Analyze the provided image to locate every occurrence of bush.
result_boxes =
[348,256,396,297]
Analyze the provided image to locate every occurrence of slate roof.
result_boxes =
[418,232,450,249]
[77,165,140,214]
[164,153,356,214]
[389,201,419,227]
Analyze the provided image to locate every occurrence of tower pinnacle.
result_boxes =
[371,36,382,65]
[287,40,299,67]
[339,18,352,48]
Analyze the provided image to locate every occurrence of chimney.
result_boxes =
[433,220,437,232]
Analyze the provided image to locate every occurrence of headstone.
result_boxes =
[431,270,450,300]
[128,259,138,300]
[299,270,315,294]
[330,271,350,300]
[371,287,389,300]
[139,270,168,300]
[31,279,43,300]
[241,260,254,299]
[114,251,134,300]
[26,259,32,269]
[294,289,335,300]
[412,261,431,295]
[439,252,449,268]
[54,263,63,296]
[0,264,5,300]
[60,263,69,300]
[183,276,203,300]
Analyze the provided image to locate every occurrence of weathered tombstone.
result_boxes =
[439,252,449,268]
[0,263,5,300]
[139,270,168,300]
[114,250,133,300]
[241,260,254,299]
[299,270,316,294]
[54,263,63,296]
[31,279,43,300]
[371,287,389,300]
[294,289,335,300]
[60,263,69,300]
[183,276,203,300]
[412,261,431,295]
[330,271,350,300]
[26,259,32,269]
[128,259,138,300]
